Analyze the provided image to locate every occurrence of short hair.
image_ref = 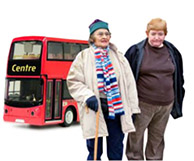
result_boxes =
[147,18,168,35]
[88,34,95,45]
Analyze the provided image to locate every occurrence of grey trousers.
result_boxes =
[126,101,173,161]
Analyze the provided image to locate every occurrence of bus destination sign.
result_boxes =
[8,60,41,76]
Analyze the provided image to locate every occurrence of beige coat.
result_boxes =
[67,43,140,139]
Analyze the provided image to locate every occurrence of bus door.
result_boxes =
[45,79,62,122]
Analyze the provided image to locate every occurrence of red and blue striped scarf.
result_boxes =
[93,45,125,119]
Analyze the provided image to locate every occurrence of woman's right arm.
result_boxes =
[67,51,95,103]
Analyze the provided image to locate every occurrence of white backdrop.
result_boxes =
[0,0,194,160]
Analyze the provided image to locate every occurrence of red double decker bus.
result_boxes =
[4,36,88,126]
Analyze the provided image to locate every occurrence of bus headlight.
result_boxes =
[5,109,8,114]
[31,111,34,116]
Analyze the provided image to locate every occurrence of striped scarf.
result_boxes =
[93,45,125,119]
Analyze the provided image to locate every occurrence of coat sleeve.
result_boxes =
[117,50,140,114]
[124,45,139,78]
[125,45,137,66]
[172,44,185,116]
[67,51,95,103]
[123,56,140,114]
[173,45,185,94]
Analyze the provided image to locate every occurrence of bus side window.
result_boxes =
[64,43,82,60]
[81,44,89,50]
[47,42,63,60]
[70,44,81,59]
[63,80,72,99]
[63,43,72,60]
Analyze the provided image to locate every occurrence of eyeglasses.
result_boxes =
[96,32,111,37]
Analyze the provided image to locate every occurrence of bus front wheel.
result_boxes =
[60,107,74,127]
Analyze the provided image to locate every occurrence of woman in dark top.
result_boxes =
[125,18,185,160]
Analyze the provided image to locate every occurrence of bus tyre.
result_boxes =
[61,107,74,127]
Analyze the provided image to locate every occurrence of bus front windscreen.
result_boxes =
[5,78,43,107]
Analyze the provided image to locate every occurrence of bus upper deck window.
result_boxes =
[47,42,63,60]
[11,41,42,60]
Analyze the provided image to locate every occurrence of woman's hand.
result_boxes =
[86,96,98,112]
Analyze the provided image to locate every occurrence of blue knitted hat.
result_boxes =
[89,19,109,35]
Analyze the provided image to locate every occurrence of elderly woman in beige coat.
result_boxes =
[67,19,140,160]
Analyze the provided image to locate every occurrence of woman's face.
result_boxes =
[93,29,111,48]
[147,30,166,48]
